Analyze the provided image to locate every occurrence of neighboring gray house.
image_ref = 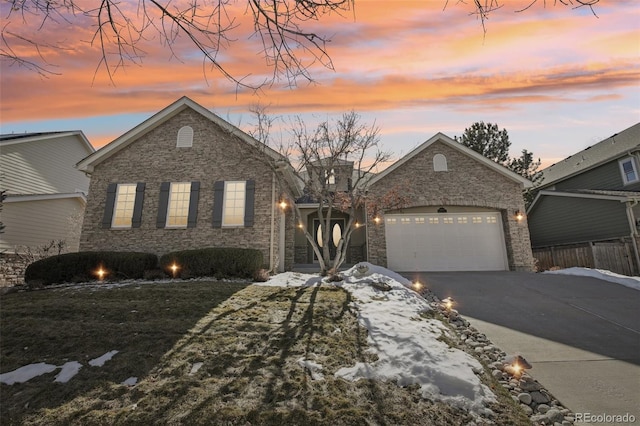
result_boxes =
[0,131,94,253]
[77,97,535,273]
[527,122,640,275]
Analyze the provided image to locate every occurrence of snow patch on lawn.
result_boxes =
[0,362,57,385]
[297,357,325,380]
[89,350,119,367]
[55,361,83,383]
[2,350,120,385]
[257,263,495,415]
[544,267,640,291]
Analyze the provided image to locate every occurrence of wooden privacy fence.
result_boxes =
[533,239,639,277]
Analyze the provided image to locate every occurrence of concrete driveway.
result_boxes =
[402,271,640,426]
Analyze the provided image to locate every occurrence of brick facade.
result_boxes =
[80,108,290,270]
[366,140,535,271]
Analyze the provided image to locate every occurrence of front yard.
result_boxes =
[0,276,529,425]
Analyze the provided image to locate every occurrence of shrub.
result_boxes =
[160,247,263,279]
[24,252,158,285]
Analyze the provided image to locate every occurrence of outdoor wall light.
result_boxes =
[515,210,524,222]
[279,200,288,210]
[298,223,304,229]
[413,280,423,291]
[373,216,381,224]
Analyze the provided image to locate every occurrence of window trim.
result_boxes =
[222,180,246,227]
[165,182,192,228]
[111,183,137,229]
[619,157,640,185]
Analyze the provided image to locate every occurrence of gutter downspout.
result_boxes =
[270,172,276,272]
[624,198,640,275]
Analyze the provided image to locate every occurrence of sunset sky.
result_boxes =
[1,0,639,170]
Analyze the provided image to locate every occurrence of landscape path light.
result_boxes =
[170,263,180,278]
[95,266,107,282]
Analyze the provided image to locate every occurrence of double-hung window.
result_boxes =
[166,182,192,227]
[619,157,639,185]
[103,182,145,229]
[223,181,246,226]
[112,184,137,228]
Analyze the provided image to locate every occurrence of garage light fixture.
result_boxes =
[515,210,524,222]
[279,200,288,210]
[373,216,381,224]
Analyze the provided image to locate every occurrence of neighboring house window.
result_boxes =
[157,181,200,228]
[619,157,639,185]
[433,154,448,172]
[176,126,194,148]
[102,182,145,229]
[212,180,256,228]
[112,184,137,228]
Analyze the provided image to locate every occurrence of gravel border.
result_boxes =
[418,288,576,426]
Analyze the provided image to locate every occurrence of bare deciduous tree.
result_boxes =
[244,109,399,275]
[1,0,599,86]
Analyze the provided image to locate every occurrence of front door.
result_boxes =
[313,219,345,261]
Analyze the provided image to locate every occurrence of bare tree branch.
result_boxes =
[2,0,600,88]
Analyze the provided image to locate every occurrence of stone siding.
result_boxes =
[80,109,287,268]
[0,254,29,286]
[366,140,534,271]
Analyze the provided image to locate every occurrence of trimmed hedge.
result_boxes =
[160,247,263,279]
[24,251,159,285]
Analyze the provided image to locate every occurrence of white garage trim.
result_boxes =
[385,212,508,272]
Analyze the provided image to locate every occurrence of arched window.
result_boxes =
[433,154,448,172]
[176,126,194,148]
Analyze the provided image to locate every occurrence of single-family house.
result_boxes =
[77,96,535,273]
[76,96,297,272]
[0,131,94,253]
[527,122,640,275]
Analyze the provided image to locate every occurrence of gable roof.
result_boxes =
[76,96,286,174]
[539,122,640,188]
[0,130,94,155]
[367,132,532,188]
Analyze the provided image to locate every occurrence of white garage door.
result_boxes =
[385,213,508,272]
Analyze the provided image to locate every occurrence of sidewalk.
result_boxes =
[466,316,640,426]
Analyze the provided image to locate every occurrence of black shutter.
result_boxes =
[102,183,118,229]
[244,180,255,227]
[187,181,200,228]
[157,182,170,228]
[212,181,224,228]
[131,182,145,228]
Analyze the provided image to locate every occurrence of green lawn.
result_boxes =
[0,281,529,425]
